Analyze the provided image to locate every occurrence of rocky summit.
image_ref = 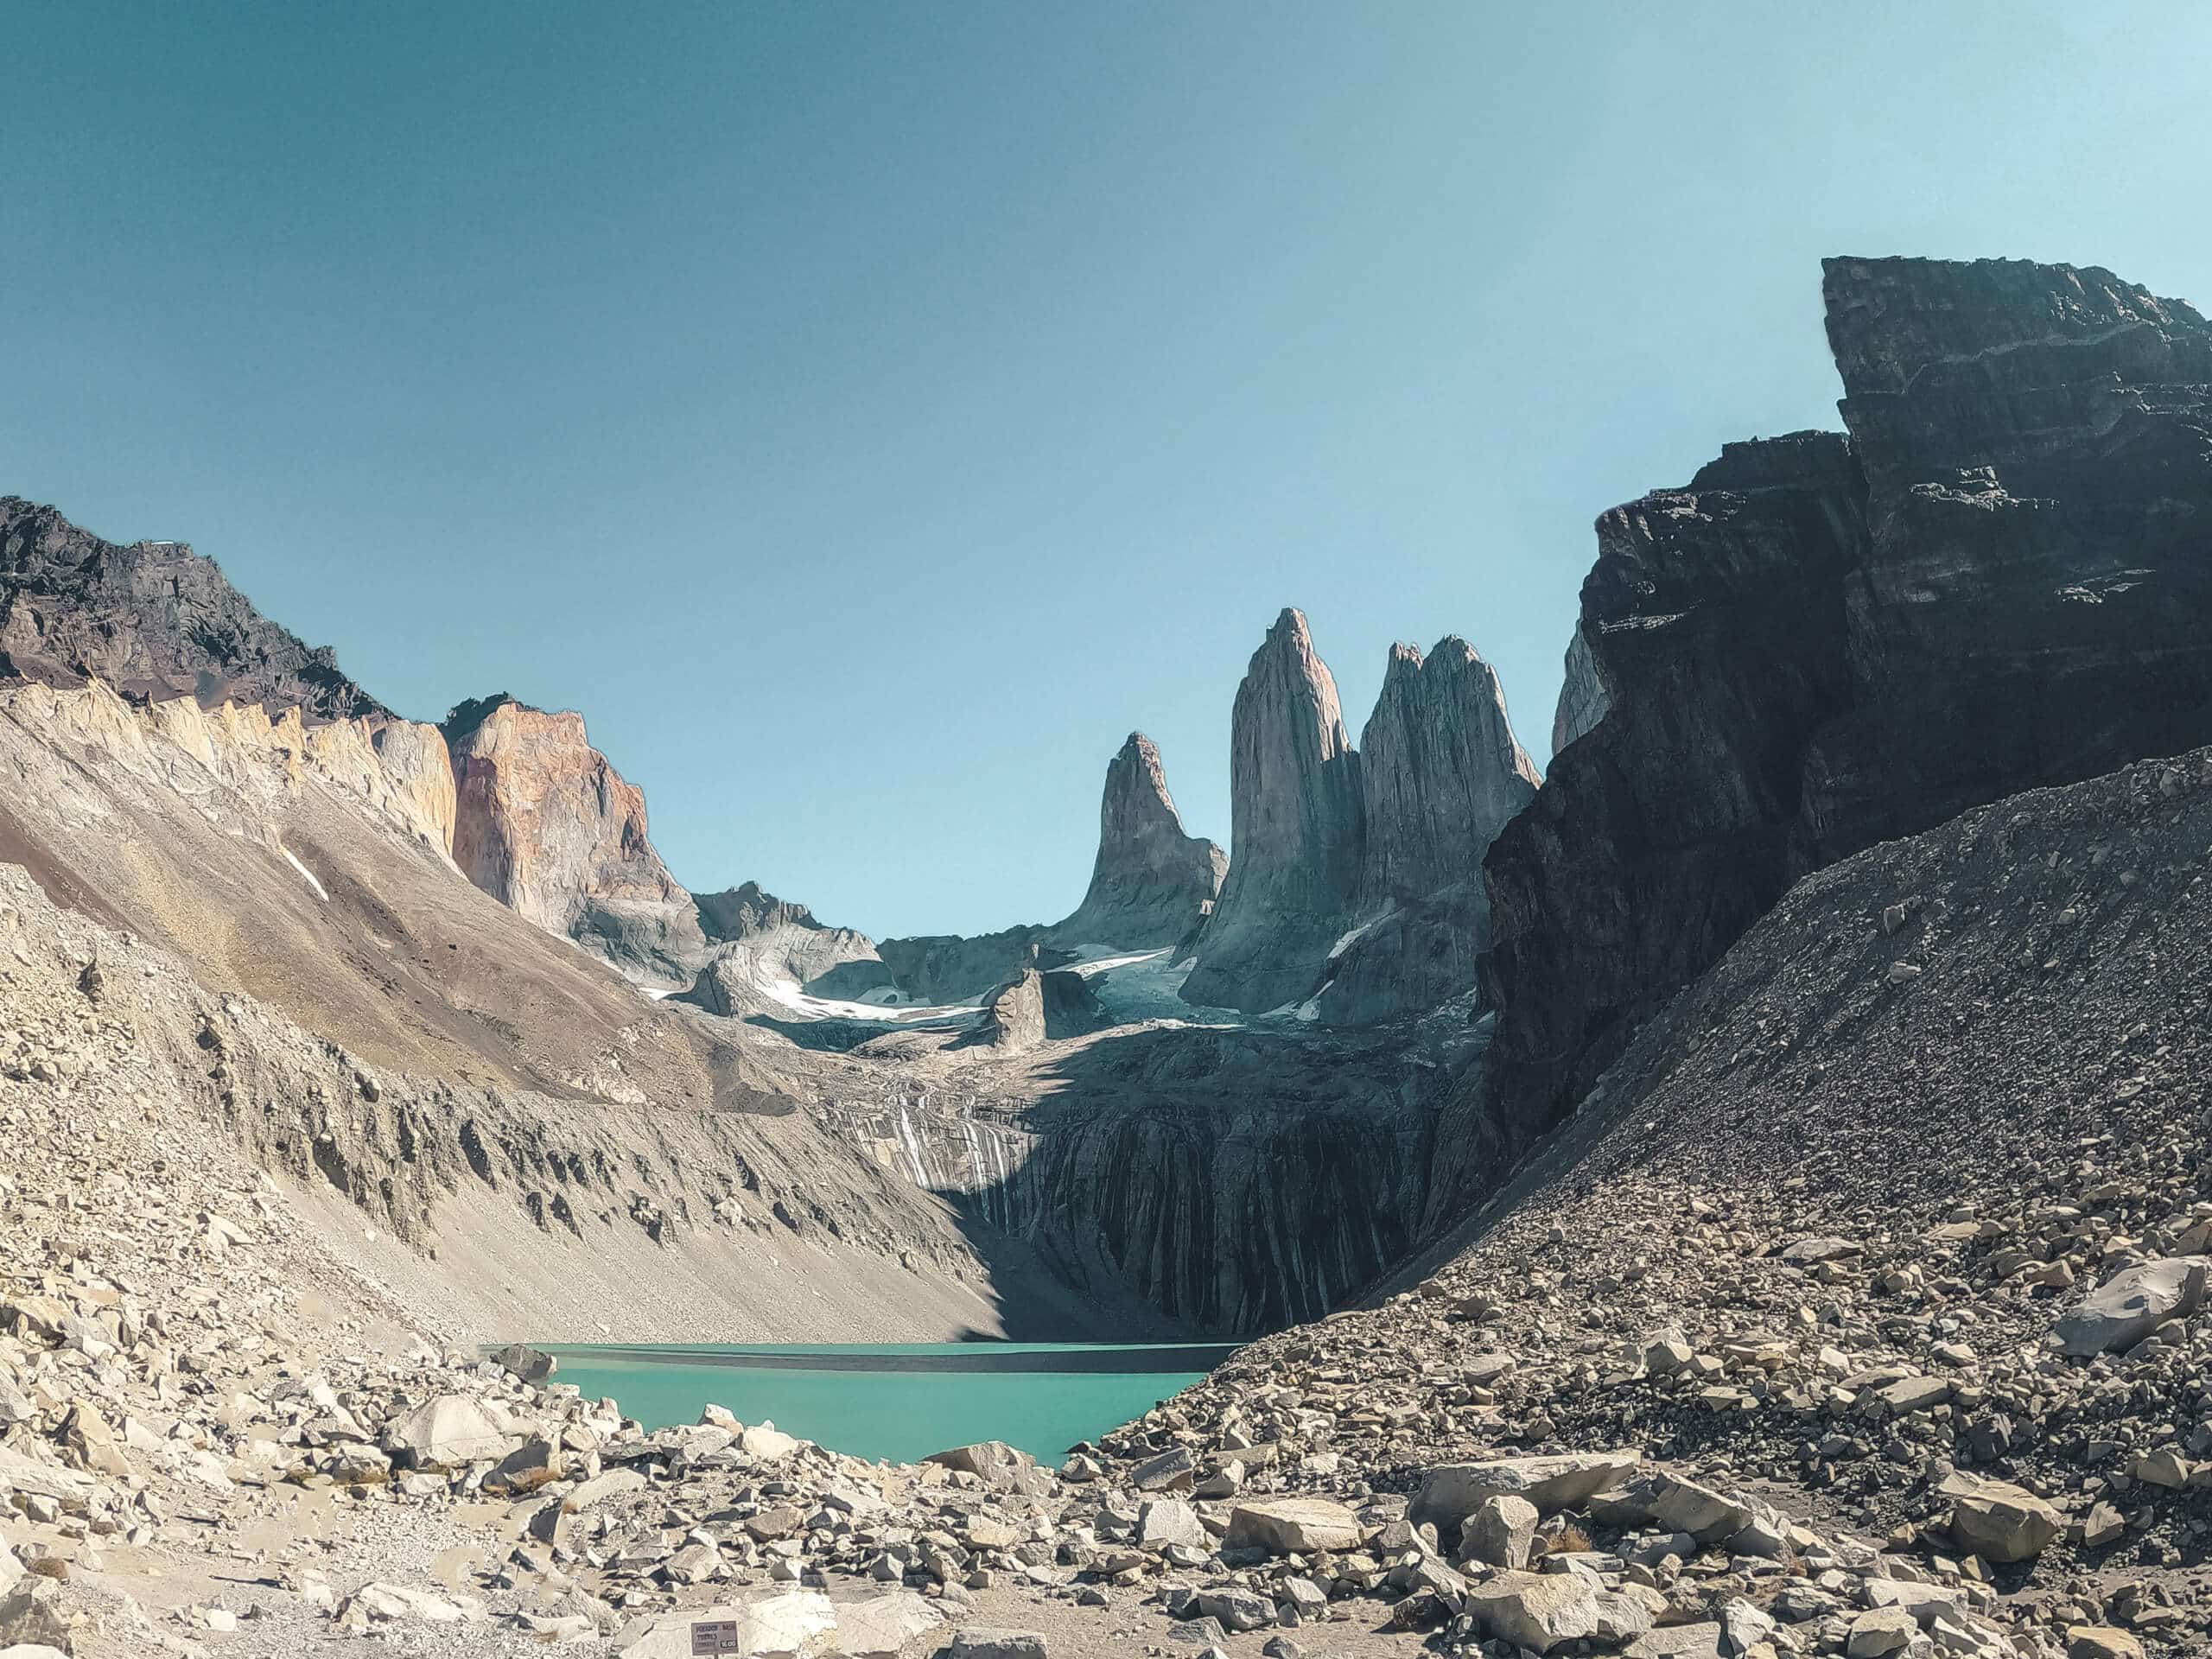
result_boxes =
[442,692,709,989]
[1179,613,1540,1025]
[0,495,384,722]
[1179,607,1368,1014]
[1053,734,1227,954]
[3,250,2211,1659]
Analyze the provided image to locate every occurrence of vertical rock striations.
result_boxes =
[1469,255,2212,1220]
[442,694,705,987]
[1179,614,1541,1024]
[1356,638,1539,908]
[1054,734,1226,950]
[0,496,385,721]
[369,721,459,855]
[1549,625,1608,756]
[1179,609,1364,1014]
[1315,639,1540,1026]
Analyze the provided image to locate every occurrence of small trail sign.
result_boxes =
[690,1618,741,1656]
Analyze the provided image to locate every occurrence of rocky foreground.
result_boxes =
[10,747,2211,1657]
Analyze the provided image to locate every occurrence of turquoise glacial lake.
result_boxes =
[537,1343,1236,1465]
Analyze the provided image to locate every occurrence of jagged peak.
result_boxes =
[440,691,592,748]
[1107,731,1186,822]
[1,495,386,724]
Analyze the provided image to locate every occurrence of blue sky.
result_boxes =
[6,2,2206,936]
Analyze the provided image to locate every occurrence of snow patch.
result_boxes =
[279,845,328,903]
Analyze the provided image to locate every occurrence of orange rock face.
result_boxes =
[442,696,703,984]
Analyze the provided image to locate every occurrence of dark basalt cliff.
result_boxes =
[1179,608,1365,1013]
[1054,733,1226,950]
[0,496,385,722]
[1465,254,2212,1213]
[1808,256,2212,849]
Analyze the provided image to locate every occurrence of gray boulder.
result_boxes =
[2055,1257,2209,1356]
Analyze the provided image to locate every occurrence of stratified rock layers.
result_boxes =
[1471,255,2212,1211]
[1808,256,2212,849]
[0,496,385,721]
[1179,609,1365,1014]
[442,695,705,987]
[1055,734,1226,950]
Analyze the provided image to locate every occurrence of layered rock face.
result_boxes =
[442,694,706,987]
[1808,256,2212,849]
[0,497,385,721]
[1179,609,1365,1013]
[1053,733,1226,950]
[1474,255,2212,1200]
[830,1020,1469,1333]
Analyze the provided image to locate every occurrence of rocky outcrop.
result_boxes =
[676,887,898,1020]
[0,497,385,722]
[1474,254,2212,1204]
[369,719,459,855]
[1179,609,1365,1013]
[1180,616,1539,1024]
[874,735,1221,1004]
[1475,432,1866,1173]
[980,970,1047,1053]
[1053,734,1225,950]
[1357,639,1539,910]
[442,694,705,988]
[1316,640,1538,1026]
[693,881,893,1001]
[1807,256,2212,849]
[875,926,1072,1006]
[1550,625,1607,755]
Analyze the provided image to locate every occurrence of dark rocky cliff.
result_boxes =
[1549,624,1608,755]
[0,496,385,721]
[1465,254,2212,1216]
